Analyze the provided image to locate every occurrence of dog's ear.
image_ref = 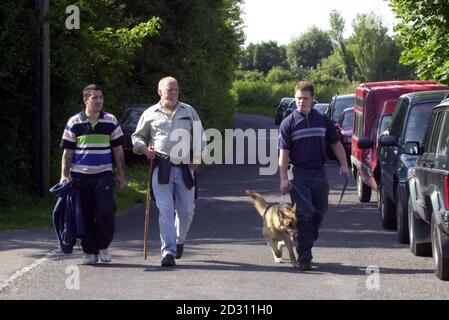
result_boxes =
[289,203,297,217]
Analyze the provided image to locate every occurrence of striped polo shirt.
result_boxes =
[60,111,124,175]
[278,108,338,169]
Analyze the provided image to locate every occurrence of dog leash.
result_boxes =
[288,184,322,215]
[337,177,349,206]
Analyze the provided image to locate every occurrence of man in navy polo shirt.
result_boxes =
[278,81,349,271]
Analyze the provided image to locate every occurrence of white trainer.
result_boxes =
[83,254,99,265]
[99,248,111,263]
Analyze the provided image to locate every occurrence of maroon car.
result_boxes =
[336,107,353,165]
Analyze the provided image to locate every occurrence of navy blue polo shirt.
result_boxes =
[278,108,339,169]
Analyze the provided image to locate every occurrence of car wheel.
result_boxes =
[380,186,396,230]
[431,214,449,281]
[408,197,432,257]
[357,173,371,203]
[396,191,410,244]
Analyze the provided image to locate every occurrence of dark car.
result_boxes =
[327,94,355,123]
[313,103,329,114]
[275,98,294,125]
[379,90,449,244]
[120,104,149,160]
[282,100,318,120]
[408,97,449,280]
[336,107,353,165]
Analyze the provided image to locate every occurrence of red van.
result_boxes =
[351,80,449,203]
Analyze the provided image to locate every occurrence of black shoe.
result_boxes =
[161,254,176,267]
[298,262,312,271]
[176,244,184,259]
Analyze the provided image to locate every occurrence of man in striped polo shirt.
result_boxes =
[60,84,125,265]
[279,81,349,271]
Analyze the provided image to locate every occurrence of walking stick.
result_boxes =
[143,158,154,260]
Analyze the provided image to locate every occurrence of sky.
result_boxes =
[241,0,397,46]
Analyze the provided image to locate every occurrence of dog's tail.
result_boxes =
[246,190,268,217]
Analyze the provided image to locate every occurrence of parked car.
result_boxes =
[327,94,355,123]
[335,107,353,165]
[408,97,449,280]
[275,98,294,125]
[379,90,449,244]
[120,104,149,160]
[353,80,449,203]
[313,103,329,114]
[326,94,355,160]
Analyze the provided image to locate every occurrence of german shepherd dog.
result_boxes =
[246,191,299,268]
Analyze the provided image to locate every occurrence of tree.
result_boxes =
[253,41,287,74]
[329,10,356,81]
[390,0,449,83]
[286,26,334,74]
[349,13,414,82]
[239,41,287,74]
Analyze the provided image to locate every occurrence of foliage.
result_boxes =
[266,66,296,83]
[0,0,244,210]
[287,26,334,74]
[390,0,449,83]
[350,13,415,82]
[239,41,288,74]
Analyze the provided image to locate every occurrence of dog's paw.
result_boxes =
[274,257,282,264]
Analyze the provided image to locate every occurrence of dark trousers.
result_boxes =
[72,172,116,255]
[289,167,329,264]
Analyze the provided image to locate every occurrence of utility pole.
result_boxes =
[35,0,50,197]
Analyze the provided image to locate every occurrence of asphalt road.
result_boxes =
[1,113,449,300]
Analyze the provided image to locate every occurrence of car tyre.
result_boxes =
[357,173,371,203]
[396,191,410,244]
[432,214,449,281]
[380,186,396,230]
[408,197,432,257]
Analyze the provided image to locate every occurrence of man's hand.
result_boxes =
[60,176,69,184]
[280,179,290,193]
[115,173,125,191]
[340,166,349,179]
[144,146,157,160]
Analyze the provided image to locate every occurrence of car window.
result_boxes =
[426,112,445,154]
[404,103,435,144]
[436,112,449,157]
[342,110,353,127]
[379,115,391,136]
[389,98,409,137]
[282,99,293,107]
[122,109,143,127]
[287,100,296,109]
[332,98,354,122]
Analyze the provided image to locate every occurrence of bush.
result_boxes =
[231,80,275,109]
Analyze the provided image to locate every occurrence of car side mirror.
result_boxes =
[404,141,422,155]
[380,135,399,147]
[357,137,374,149]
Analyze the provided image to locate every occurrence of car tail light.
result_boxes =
[445,176,449,209]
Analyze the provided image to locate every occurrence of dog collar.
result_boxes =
[263,204,274,217]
